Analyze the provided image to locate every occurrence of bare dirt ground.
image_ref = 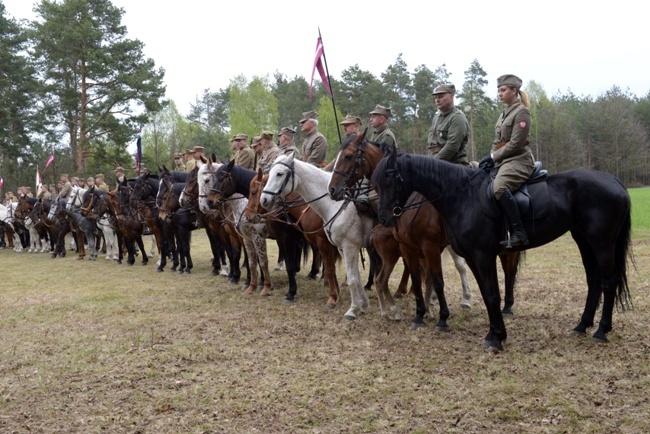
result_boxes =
[0,231,648,433]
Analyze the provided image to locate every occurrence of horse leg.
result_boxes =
[425,253,450,331]
[467,257,506,351]
[342,245,367,320]
[571,232,604,337]
[393,265,411,298]
[241,237,259,294]
[402,249,426,329]
[275,240,284,271]
[499,251,520,315]
[256,235,273,296]
[136,235,148,265]
[448,246,473,310]
[306,242,321,280]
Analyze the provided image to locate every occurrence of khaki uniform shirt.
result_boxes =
[59,181,72,199]
[174,161,186,172]
[279,141,302,160]
[185,159,196,173]
[97,181,110,192]
[234,146,255,170]
[301,130,327,166]
[258,144,282,173]
[368,125,397,148]
[427,107,469,164]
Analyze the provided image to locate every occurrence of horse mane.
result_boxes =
[225,164,256,196]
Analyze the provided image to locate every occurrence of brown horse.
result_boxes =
[329,131,521,322]
[179,163,246,283]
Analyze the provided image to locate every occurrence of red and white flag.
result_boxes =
[309,37,332,101]
[36,168,42,193]
[0,178,3,189]
[45,154,54,168]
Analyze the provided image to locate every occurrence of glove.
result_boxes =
[478,155,495,171]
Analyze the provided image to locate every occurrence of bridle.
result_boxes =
[261,160,296,203]
[332,141,368,192]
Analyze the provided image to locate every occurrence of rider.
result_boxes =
[478,74,534,248]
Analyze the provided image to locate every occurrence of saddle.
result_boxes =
[481,161,550,220]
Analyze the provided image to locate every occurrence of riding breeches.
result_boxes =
[492,159,534,200]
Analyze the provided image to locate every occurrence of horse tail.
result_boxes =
[364,231,382,276]
[614,205,633,311]
[300,236,310,267]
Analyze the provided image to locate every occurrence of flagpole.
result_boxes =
[318,28,342,146]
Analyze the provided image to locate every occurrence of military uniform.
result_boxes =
[59,177,72,200]
[491,100,534,198]
[173,152,186,171]
[368,124,396,148]
[185,157,196,173]
[234,146,254,170]
[277,127,302,160]
[427,104,469,166]
[258,132,282,174]
[301,130,327,166]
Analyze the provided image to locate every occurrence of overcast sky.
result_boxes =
[3,0,649,117]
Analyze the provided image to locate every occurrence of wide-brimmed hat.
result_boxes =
[278,127,296,137]
[192,146,205,153]
[340,115,362,126]
[299,110,318,124]
[369,104,392,118]
[432,84,456,95]
[496,74,523,89]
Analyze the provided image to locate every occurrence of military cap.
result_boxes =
[173,152,183,158]
[114,167,125,173]
[60,173,69,178]
[95,173,105,179]
[134,165,150,174]
[251,136,262,147]
[185,149,194,155]
[192,146,205,153]
[432,84,456,95]
[369,104,392,119]
[230,134,238,142]
[340,115,362,126]
[235,133,249,141]
[71,176,79,182]
[86,177,94,183]
[299,110,318,124]
[260,131,274,141]
[278,127,296,137]
[496,74,523,89]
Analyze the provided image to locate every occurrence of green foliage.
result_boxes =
[228,74,278,144]
[314,96,344,160]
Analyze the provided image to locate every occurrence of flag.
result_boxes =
[36,167,42,193]
[136,131,142,168]
[309,37,332,101]
[0,178,3,189]
[45,154,54,169]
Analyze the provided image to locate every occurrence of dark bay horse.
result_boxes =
[158,176,197,274]
[372,149,632,351]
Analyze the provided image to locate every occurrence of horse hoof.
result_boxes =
[185,270,191,274]
[592,331,609,343]
[283,297,294,304]
[156,268,164,273]
[343,314,356,321]
[435,324,450,333]
[483,339,504,352]
[410,322,426,331]
[571,329,587,337]
[461,302,472,310]
[326,303,336,310]
[178,270,185,274]
[501,306,514,316]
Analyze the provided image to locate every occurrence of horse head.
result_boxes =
[245,168,267,223]
[372,145,408,228]
[179,165,199,208]
[209,159,237,207]
[260,153,296,210]
[328,129,369,200]
[158,177,177,222]
[198,157,220,213]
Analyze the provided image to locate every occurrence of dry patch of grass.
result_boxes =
[1,232,648,433]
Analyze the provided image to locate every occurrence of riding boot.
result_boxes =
[497,190,529,248]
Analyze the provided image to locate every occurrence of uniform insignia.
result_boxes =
[519,121,527,128]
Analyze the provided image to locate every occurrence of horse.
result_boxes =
[178,163,243,281]
[105,179,149,266]
[260,153,383,322]
[0,203,18,250]
[210,161,311,302]
[130,173,162,259]
[47,198,76,258]
[14,197,50,253]
[158,176,197,274]
[205,161,277,296]
[245,168,342,308]
[372,149,632,351]
[328,132,475,321]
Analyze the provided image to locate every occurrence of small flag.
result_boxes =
[36,168,42,193]
[309,37,332,101]
[45,154,54,168]
[0,178,3,189]
[136,131,142,168]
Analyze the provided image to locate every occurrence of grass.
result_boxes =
[0,199,649,433]
[629,186,650,238]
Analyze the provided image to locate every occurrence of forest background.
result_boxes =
[1,0,649,194]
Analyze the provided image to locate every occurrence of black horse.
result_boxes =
[372,149,632,351]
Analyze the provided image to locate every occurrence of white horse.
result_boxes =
[198,160,274,295]
[0,203,18,250]
[260,154,375,320]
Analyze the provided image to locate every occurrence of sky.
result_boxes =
[3,0,649,118]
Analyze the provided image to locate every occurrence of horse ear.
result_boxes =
[162,164,168,172]
[200,155,208,164]
[227,159,235,171]
[356,127,368,144]
[256,168,263,180]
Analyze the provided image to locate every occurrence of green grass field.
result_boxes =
[629,187,650,238]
